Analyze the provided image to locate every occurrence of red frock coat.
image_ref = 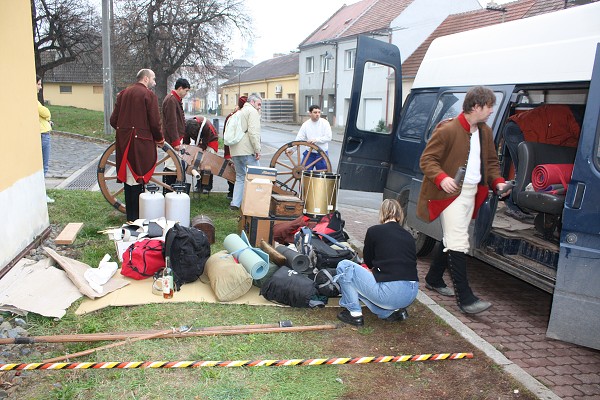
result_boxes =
[110,83,163,183]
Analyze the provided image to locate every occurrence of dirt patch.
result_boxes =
[318,303,537,399]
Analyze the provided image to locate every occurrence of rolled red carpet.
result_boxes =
[531,164,574,191]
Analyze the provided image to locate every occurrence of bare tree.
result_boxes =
[31,0,101,100]
[112,0,251,103]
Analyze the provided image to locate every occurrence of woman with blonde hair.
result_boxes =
[335,199,418,326]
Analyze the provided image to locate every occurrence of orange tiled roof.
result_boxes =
[300,0,414,47]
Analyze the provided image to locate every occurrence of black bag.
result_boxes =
[164,223,211,289]
[314,268,340,298]
[294,227,356,272]
[260,266,324,308]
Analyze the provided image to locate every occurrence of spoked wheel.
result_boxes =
[269,141,331,196]
[97,142,185,213]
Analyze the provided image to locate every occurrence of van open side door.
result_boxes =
[547,44,600,350]
[338,36,402,192]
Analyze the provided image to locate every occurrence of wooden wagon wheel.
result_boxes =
[269,141,331,196]
[97,142,185,213]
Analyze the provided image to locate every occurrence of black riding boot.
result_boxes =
[124,183,143,222]
[425,241,448,288]
[446,250,477,307]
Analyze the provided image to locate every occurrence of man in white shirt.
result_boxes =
[290,105,332,170]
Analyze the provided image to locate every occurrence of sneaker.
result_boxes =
[425,282,455,297]
[337,309,364,326]
[229,205,239,211]
[46,195,55,204]
[460,299,492,314]
[383,308,408,322]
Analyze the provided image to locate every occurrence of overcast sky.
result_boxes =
[237,0,513,64]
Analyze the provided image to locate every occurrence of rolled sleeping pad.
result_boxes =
[275,245,311,274]
[223,233,268,280]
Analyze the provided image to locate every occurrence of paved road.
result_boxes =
[46,125,600,400]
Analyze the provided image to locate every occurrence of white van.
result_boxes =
[339,3,600,349]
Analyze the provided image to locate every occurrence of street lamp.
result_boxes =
[319,51,334,109]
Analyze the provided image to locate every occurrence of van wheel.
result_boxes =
[399,195,435,256]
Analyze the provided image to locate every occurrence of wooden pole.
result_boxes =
[42,328,176,363]
[3,323,335,345]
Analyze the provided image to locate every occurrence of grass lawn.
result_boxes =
[7,190,536,400]
[48,105,107,141]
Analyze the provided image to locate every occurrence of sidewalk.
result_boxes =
[47,128,600,400]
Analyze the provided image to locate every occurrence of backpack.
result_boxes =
[223,111,246,146]
[164,223,211,289]
[121,239,165,280]
[312,211,349,244]
[294,227,356,273]
[314,268,340,298]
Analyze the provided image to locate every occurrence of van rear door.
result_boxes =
[338,36,402,192]
[547,45,600,350]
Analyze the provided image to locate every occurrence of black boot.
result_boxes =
[124,183,143,222]
[446,250,477,307]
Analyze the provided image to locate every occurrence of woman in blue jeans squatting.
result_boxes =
[335,199,418,326]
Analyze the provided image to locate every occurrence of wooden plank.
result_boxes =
[55,223,84,245]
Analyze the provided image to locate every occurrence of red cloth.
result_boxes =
[509,105,580,147]
[531,164,574,192]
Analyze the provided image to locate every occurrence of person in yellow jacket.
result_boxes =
[37,75,54,203]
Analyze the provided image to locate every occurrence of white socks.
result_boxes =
[84,254,119,294]
[350,311,362,317]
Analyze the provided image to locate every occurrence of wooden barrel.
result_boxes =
[192,214,215,244]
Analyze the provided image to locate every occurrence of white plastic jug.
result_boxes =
[165,184,190,227]
[139,184,165,220]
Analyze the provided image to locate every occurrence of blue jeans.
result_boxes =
[335,260,419,319]
[41,132,51,176]
[301,150,328,171]
[231,155,260,207]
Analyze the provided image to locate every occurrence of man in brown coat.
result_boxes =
[162,78,190,193]
[417,86,510,314]
[110,69,164,222]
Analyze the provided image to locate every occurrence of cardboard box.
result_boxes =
[246,166,277,181]
[241,167,277,217]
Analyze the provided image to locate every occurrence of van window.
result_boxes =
[427,91,504,139]
[398,93,436,140]
[355,61,395,133]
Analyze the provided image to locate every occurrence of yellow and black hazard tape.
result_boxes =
[0,353,472,371]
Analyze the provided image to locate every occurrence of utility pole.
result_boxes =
[102,0,114,135]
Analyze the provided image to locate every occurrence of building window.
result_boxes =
[60,85,72,93]
[320,55,330,72]
[305,96,314,112]
[260,92,265,99]
[225,94,229,105]
[306,56,314,73]
[93,85,103,94]
[345,49,356,70]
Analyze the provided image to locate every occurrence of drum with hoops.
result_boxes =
[301,171,340,217]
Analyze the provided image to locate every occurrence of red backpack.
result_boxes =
[121,239,165,280]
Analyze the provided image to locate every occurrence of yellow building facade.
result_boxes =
[44,82,104,111]
[0,1,50,270]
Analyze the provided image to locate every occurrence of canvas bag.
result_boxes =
[121,239,165,280]
[294,227,356,273]
[223,111,246,146]
[164,223,211,289]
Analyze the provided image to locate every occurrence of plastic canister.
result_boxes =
[165,183,190,227]
[139,183,165,220]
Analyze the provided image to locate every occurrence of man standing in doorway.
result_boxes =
[417,86,510,314]
[228,93,262,211]
[110,69,164,222]
[288,105,332,170]
[162,78,190,193]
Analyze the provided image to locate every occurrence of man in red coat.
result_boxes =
[162,77,190,194]
[110,69,164,222]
